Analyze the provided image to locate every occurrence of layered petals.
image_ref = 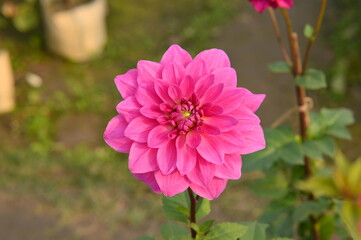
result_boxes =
[104,44,265,200]
[249,0,293,13]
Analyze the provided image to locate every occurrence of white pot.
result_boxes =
[40,0,107,62]
[0,50,15,114]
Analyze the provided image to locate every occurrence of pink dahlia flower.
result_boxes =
[104,45,265,200]
[249,0,293,13]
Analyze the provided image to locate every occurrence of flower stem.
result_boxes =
[302,0,328,73]
[188,188,197,239]
[267,8,292,67]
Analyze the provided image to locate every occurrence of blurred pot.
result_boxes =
[40,0,107,62]
[0,50,15,114]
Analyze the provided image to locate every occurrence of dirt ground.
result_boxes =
[1,1,360,240]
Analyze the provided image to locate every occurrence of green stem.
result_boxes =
[302,0,328,73]
[188,188,197,239]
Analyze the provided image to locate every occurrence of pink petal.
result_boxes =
[203,115,238,131]
[135,82,162,106]
[137,60,162,83]
[215,154,242,180]
[180,76,195,99]
[197,134,224,164]
[194,49,231,72]
[186,131,201,148]
[104,115,133,153]
[217,130,246,154]
[202,124,221,135]
[190,177,228,200]
[213,88,243,113]
[238,124,266,154]
[162,62,185,84]
[155,170,190,197]
[249,0,271,12]
[148,125,172,148]
[231,108,261,125]
[157,139,177,175]
[276,0,293,9]
[186,58,208,82]
[129,142,158,173]
[195,74,215,98]
[187,155,215,187]
[238,88,266,112]
[154,80,173,103]
[176,136,197,175]
[114,69,138,99]
[140,105,162,119]
[202,104,223,116]
[200,83,224,104]
[116,96,141,122]
[161,44,192,67]
[212,67,237,88]
[168,85,182,103]
[124,116,158,143]
[133,172,161,193]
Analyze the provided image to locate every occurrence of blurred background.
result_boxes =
[0,0,360,239]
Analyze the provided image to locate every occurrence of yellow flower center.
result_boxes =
[182,110,191,118]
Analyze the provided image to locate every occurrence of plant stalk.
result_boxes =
[188,188,197,239]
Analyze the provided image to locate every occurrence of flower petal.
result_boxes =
[124,116,158,143]
[140,104,162,119]
[202,124,221,135]
[186,131,201,148]
[116,96,141,122]
[148,125,172,148]
[238,124,266,154]
[203,115,238,131]
[215,154,242,179]
[154,80,173,103]
[180,76,195,99]
[187,154,215,187]
[195,74,215,98]
[176,136,197,175]
[155,170,190,197]
[197,134,224,164]
[190,177,227,200]
[114,69,138,99]
[186,58,208,82]
[161,44,192,67]
[137,60,162,83]
[238,88,266,112]
[213,88,244,113]
[168,85,182,103]
[129,142,158,173]
[157,139,177,175]
[194,49,230,72]
[135,82,162,106]
[133,172,161,193]
[200,83,224,104]
[104,115,133,153]
[212,67,237,88]
[276,0,293,9]
[162,62,185,84]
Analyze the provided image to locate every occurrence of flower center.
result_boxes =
[165,97,204,135]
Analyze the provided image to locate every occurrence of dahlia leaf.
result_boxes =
[303,24,314,39]
[160,222,189,240]
[237,221,268,240]
[204,223,248,240]
[295,69,327,90]
[196,198,211,220]
[268,61,290,73]
[249,172,288,199]
[163,192,190,223]
[292,200,329,223]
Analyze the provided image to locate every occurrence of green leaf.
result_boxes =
[321,108,354,126]
[313,136,336,157]
[237,221,268,240]
[243,126,297,171]
[249,172,288,199]
[302,140,323,159]
[200,220,215,233]
[278,142,304,165]
[196,198,211,220]
[293,200,328,223]
[160,222,189,240]
[163,192,189,223]
[268,61,290,73]
[13,2,38,32]
[296,177,338,197]
[319,214,335,240]
[134,237,155,240]
[303,24,314,39]
[203,223,248,240]
[295,69,327,90]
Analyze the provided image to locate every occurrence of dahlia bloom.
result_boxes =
[249,0,293,13]
[104,45,265,200]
